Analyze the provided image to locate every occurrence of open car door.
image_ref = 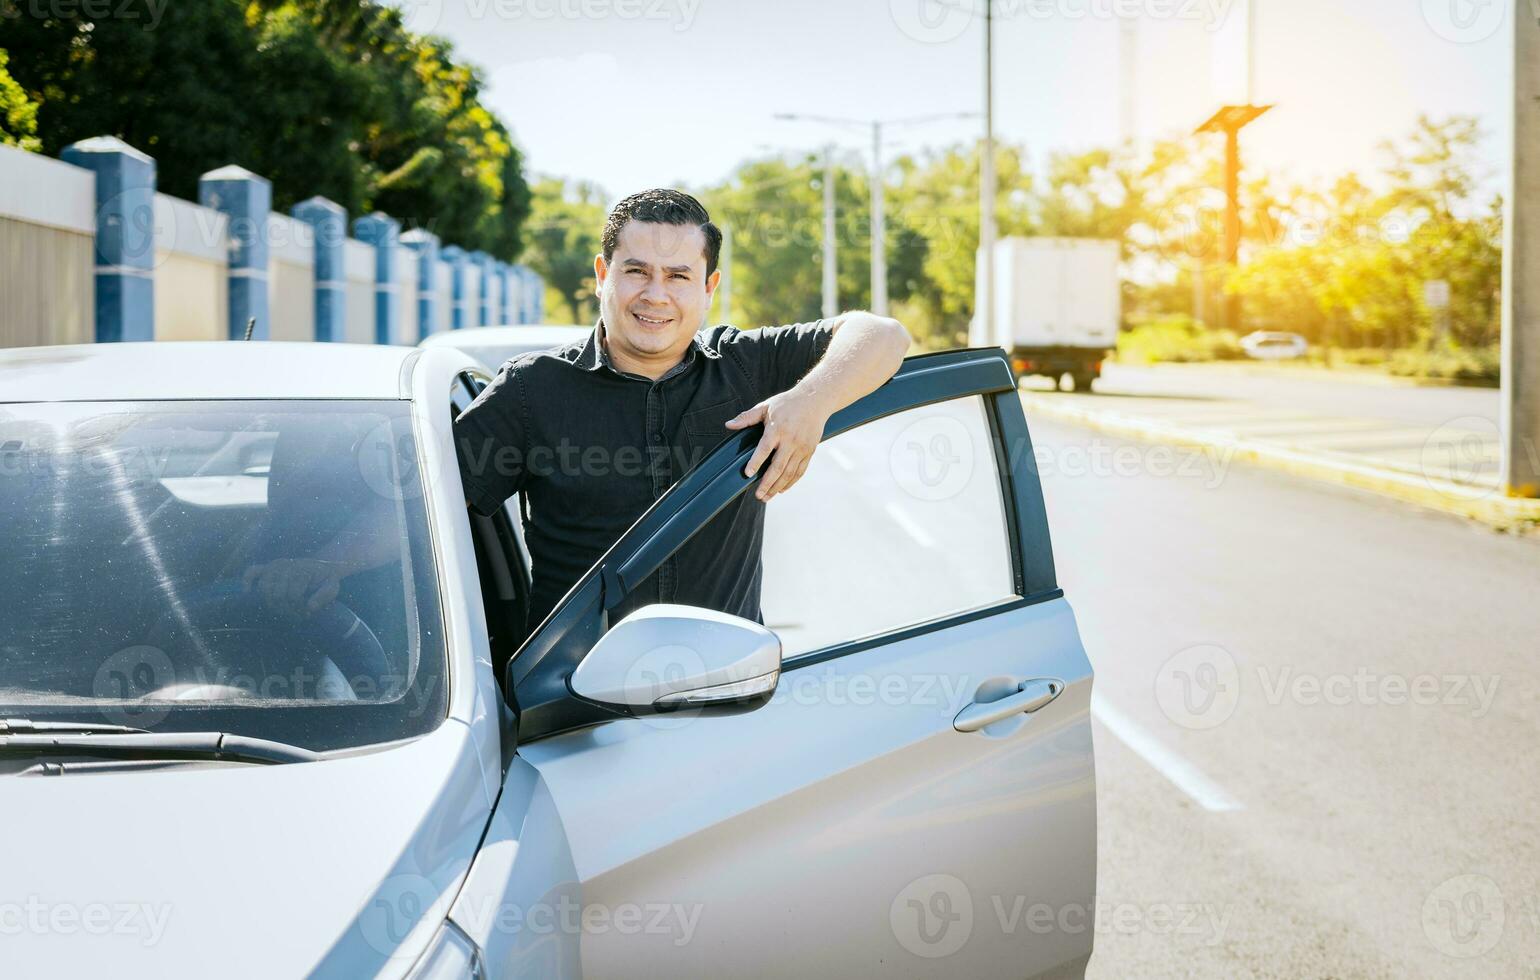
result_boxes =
[505,348,1096,979]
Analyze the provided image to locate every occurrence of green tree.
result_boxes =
[0,49,40,151]
[522,178,606,323]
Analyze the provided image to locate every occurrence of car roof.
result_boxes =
[418,325,590,349]
[0,342,423,402]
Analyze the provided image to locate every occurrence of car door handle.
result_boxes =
[953,679,1063,733]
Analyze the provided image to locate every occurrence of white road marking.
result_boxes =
[1092,695,1243,813]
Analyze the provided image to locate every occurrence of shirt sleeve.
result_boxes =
[453,363,531,517]
[729,319,837,400]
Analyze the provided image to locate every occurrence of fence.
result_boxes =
[0,137,544,349]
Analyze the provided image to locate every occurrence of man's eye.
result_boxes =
[670,273,688,281]
[627,269,646,277]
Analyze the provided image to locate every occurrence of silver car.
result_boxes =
[419,324,591,372]
[0,340,1096,979]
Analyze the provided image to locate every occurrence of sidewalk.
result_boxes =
[1021,386,1540,531]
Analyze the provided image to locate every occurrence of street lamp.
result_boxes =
[775,111,979,316]
[1195,103,1271,332]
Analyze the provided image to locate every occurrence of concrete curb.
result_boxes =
[1021,392,1540,532]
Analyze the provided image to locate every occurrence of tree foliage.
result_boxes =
[0,0,530,258]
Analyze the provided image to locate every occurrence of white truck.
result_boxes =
[972,236,1120,392]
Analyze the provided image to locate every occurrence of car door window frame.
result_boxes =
[506,348,1062,743]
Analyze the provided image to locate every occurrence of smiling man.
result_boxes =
[453,188,909,637]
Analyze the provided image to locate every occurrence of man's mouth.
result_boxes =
[632,312,672,326]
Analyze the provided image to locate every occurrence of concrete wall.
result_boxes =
[153,194,229,341]
[0,145,95,348]
[343,238,376,344]
[0,140,545,348]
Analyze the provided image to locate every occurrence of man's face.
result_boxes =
[595,220,720,368]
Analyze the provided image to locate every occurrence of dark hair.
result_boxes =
[602,188,723,277]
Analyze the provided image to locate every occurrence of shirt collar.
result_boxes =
[579,319,719,378]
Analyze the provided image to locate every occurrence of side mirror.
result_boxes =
[570,604,781,713]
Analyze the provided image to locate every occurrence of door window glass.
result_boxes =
[762,395,1017,658]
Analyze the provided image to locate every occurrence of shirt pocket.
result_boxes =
[679,398,742,475]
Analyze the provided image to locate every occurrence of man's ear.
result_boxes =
[704,268,721,302]
[593,254,608,298]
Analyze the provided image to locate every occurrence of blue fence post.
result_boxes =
[441,246,468,329]
[353,213,401,345]
[61,136,156,343]
[471,251,494,327]
[401,229,440,340]
[496,262,513,325]
[198,166,271,340]
[290,197,346,343]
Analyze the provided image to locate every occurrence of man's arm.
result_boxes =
[725,311,910,501]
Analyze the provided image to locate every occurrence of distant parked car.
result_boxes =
[1240,330,1308,360]
[419,324,589,371]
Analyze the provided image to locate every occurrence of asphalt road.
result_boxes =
[1028,413,1540,978]
[1083,362,1499,431]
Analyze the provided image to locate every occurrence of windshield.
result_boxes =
[0,400,446,754]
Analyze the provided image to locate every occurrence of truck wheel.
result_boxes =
[1070,371,1095,393]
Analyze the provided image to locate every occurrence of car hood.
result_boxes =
[0,720,493,980]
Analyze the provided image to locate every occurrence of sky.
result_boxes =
[402,0,1513,202]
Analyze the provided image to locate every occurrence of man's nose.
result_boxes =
[640,274,669,304]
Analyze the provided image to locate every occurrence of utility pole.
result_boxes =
[776,110,978,316]
[718,223,733,325]
[870,124,888,315]
[822,145,838,319]
[1503,6,1540,497]
[980,0,996,347]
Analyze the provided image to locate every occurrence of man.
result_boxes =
[454,189,909,637]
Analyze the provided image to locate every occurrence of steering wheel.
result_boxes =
[144,581,388,700]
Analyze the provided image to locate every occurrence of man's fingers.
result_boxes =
[756,447,794,501]
[306,577,339,614]
[724,402,768,430]
[744,432,778,479]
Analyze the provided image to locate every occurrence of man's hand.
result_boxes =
[725,388,834,502]
[242,558,346,615]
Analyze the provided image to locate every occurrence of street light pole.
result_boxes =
[1503,6,1540,496]
[776,110,977,317]
[980,0,996,347]
[870,122,887,315]
[822,145,838,319]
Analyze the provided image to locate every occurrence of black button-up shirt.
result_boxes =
[454,320,834,630]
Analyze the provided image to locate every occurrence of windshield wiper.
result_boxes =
[1,718,151,736]
[0,731,319,765]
